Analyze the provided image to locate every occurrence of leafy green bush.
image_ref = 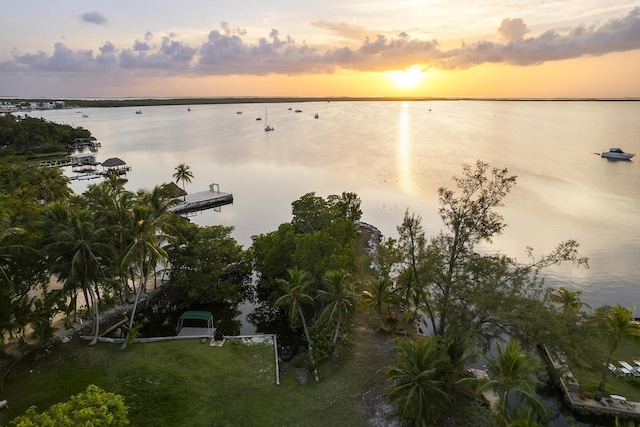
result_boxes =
[309,325,333,368]
[10,384,129,426]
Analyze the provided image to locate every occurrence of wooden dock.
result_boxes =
[169,183,233,215]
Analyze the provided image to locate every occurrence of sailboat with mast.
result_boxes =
[264,108,274,132]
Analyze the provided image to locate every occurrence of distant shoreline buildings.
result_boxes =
[0,100,65,113]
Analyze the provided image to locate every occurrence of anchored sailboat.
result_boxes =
[264,108,274,132]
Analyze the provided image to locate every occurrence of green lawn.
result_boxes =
[569,340,640,401]
[0,320,396,426]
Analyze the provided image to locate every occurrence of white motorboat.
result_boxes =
[601,148,635,160]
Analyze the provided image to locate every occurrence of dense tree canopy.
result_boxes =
[251,191,361,302]
[0,163,71,205]
[0,113,91,155]
[168,223,251,304]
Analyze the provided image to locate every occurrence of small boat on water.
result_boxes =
[264,108,274,132]
[314,113,319,119]
[601,148,635,160]
[135,109,142,115]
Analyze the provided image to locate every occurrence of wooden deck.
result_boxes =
[169,184,233,214]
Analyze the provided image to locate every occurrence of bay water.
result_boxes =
[34,100,640,317]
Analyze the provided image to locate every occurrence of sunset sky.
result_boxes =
[1,1,639,99]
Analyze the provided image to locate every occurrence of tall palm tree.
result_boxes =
[135,185,180,290]
[318,270,358,349]
[83,181,135,302]
[386,337,453,426]
[274,267,321,382]
[478,338,547,426]
[42,203,115,345]
[172,163,194,201]
[275,268,316,348]
[119,187,176,349]
[0,208,24,281]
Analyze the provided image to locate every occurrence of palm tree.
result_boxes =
[318,270,358,350]
[550,286,589,314]
[0,208,25,281]
[172,163,194,201]
[135,185,180,290]
[360,277,400,330]
[508,407,543,427]
[596,304,640,393]
[31,165,71,204]
[42,203,115,345]
[274,267,320,381]
[119,186,176,349]
[83,181,136,302]
[275,268,315,348]
[478,338,548,426]
[386,337,453,426]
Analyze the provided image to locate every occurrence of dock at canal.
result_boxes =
[169,183,233,215]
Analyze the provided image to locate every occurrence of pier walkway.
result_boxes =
[169,183,233,215]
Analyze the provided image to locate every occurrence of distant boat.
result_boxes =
[295,110,302,113]
[314,113,319,119]
[601,148,635,160]
[236,111,242,114]
[256,117,262,121]
[264,108,274,132]
[187,107,191,111]
[82,114,89,118]
[135,109,142,115]
[288,107,293,111]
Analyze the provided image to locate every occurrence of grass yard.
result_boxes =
[569,340,640,401]
[0,314,399,426]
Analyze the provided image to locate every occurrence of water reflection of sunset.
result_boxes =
[396,102,417,195]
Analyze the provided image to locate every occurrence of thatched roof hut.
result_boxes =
[100,157,130,177]
[101,157,126,168]
[167,181,187,198]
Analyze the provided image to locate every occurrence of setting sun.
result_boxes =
[387,65,426,90]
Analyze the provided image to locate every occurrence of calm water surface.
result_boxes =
[35,100,640,316]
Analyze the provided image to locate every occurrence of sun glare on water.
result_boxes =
[387,65,426,90]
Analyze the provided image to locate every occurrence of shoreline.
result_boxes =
[3,97,639,110]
